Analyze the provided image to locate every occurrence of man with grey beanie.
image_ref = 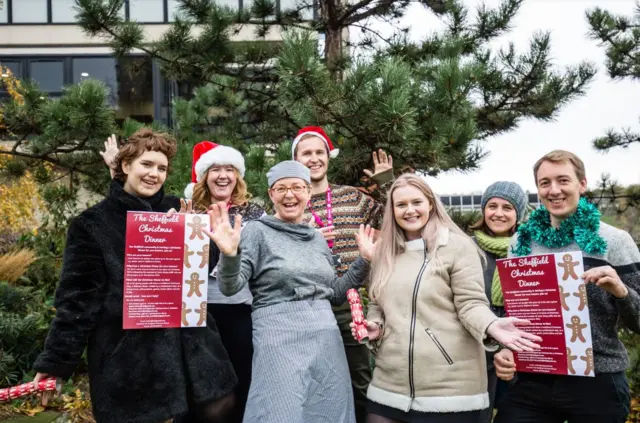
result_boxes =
[203,160,378,423]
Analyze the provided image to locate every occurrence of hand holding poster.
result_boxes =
[123,211,210,329]
[496,251,594,377]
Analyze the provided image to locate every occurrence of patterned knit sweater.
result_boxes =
[509,222,640,374]
[303,172,393,310]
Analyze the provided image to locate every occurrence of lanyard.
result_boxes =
[308,187,333,249]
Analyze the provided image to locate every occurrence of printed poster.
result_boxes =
[496,252,595,377]
[123,211,210,329]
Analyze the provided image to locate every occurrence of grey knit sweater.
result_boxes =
[509,221,640,374]
[217,215,370,311]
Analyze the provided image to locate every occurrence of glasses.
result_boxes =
[270,185,309,196]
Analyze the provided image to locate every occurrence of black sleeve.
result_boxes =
[209,240,220,274]
[33,217,108,379]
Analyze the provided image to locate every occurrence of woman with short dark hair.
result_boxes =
[33,129,237,423]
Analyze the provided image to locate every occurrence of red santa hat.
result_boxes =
[184,141,245,199]
[291,126,339,159]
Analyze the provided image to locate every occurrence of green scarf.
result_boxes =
[513,198,607,257]
[475,230,510,307]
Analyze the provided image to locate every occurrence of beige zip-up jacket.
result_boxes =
[366,228,499,413]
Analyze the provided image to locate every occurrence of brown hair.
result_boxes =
[469,216,517,237]
[533,150,586,185]
[114,128,177,182]
[191,167,251,212]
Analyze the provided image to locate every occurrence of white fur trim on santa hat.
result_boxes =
[194,145,245,181]
[291,131,339,159]
[184,183,195,200]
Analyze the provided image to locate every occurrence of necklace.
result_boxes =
[513,198,607,256]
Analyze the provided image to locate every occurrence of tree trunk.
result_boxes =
[320,0,344,81]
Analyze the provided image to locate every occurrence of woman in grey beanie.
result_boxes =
[203,160,377,423]
[470,180,528,423]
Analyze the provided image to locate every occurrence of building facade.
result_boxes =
[439,192,542,212]
[0,0,314,127]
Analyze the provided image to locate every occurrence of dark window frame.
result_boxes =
[0,0,318,25]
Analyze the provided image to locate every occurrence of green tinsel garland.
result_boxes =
[513,198,607,257]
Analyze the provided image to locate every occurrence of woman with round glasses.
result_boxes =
[204,160,378,423]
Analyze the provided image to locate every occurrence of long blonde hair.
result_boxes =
[369,174,484,302]
[191,167,251,212]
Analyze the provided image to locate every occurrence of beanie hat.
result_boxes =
[266,160,311,188]
[481,181,528,222]
[291,126,339,159]
[184,141,245,199]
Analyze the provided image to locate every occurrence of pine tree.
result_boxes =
[587,3,640,151]
[1,0,596,202]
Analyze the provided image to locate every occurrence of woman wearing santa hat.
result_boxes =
[181,141,265,423]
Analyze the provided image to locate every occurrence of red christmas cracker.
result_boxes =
[346,289,368,343]
[0,378,59,402]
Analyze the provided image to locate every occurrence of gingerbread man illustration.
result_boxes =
[184,244,194,268]
[566,347,577,375]
[566,315,588,343]
[197,244,209,269]
[557,253,580,281]
[573,284,588,311]
[185,272,205,297]
[580,347,594,375]
[187,215,206,241]
[196,301,207,326]
[559,285,570,311]
[181,301,192,326]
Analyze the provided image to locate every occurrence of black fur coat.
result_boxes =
[33,180,237,423]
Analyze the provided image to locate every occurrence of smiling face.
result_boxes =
[122,150,168,197]
[536,160,587,226]
[206,165,237,203]
[294,136,329,182]
[269,177,311,224]
[392,185,432,240]
[484,197,517,237]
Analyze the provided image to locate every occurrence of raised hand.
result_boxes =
[349,320,381,341]
[100,134,119,170]
[203,202,242,256]
[363,149,393,178]
[355,224,376,262]
[167,199,194,218]
[486,317,542,352]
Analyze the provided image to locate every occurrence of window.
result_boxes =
[451,196,461,206]
[473,195,481,206]
[73,56,155,122]
[29,61,65,93]
[440,196,450,206]
[168,0,180,21]
[52,0,78,23]
[13,0,48,23]
[73,57,119,105]
[462,195,472,206]
[0,61,23,79]
[129,0,165,22]
[0,2,8,23]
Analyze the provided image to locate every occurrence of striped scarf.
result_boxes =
[474,230,510,307]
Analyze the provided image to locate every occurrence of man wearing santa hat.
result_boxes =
[291,126,394,423]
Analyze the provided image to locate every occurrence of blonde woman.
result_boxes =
[351,174,541,423]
